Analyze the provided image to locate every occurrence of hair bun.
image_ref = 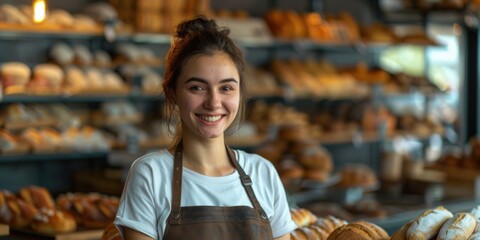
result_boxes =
[176,16,227,38]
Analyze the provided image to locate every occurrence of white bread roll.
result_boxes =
[50,43,75,65]
[406,206,453,240]
[33,64,64,87]
[437,212,476,240]
[1,62,31,85]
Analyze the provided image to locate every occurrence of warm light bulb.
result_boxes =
[33,0,47,23]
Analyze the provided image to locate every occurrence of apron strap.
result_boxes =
[169,141,184,224]
[227,147,268,220]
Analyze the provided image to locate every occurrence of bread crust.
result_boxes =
[407,206,453,240]
[437,212,476,240]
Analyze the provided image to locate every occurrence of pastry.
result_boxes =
[31,208,77,234]
[19,185,55,210]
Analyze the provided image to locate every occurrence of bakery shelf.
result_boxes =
[0,151,108,163]
[0,94,162,103]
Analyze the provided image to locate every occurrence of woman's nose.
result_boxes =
[204,91,221,109]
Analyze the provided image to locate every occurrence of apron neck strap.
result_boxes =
[170,140,268,223]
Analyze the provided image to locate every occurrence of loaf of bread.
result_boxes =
[31,208,77,234]
[19,186,55,211]
[437,212,476,240]
[313,215,348,235]
[290,208,318,228]
[406,206,453,240]
[56,192,119,229]
[326,221,388,240]
[0,190,37,228]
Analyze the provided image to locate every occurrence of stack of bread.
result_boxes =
[0,4,103,32]
[109,0,212,33]
[269,59,370,99]
[264,10,360,42]
[0,186,121,236]
[50,43,112,68]
[0,186,77,234]
[56,192,119,229]
[289,208,349,240]
[289,207,388,239]
[337,164,379,189]
[390,205,480,240]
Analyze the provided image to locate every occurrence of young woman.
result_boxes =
[114,16,296,240]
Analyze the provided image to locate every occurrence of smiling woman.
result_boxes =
[114,16,296,240]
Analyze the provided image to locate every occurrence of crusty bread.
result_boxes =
[407,206,453,240]
[389,220,413,240]
[314,215,348,235]
[326,221,388,240]
[19,186,55,210]
[437,212,476,240]
[31,208,77,234]
[290,208,317,228]
[309,225,329,239]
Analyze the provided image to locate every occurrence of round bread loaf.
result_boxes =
[313,215,348,235]
[437,212,476,240]
[298,145,333,170]
[290,208,317,228]
[309,225,329,239]
[31,208,77,234]
[327,221,388,240]
[406,206,453,240]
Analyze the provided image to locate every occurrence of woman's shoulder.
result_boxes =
[130,149,174,170]
[235,149,275,169]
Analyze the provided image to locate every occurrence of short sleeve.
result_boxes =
[114,159,159,239]
[268,164,297,237]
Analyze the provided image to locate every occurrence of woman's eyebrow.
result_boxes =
[185,77,238,84]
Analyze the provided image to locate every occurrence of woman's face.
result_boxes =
[175,52,240,140]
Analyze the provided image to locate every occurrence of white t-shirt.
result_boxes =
[115,149,296,239]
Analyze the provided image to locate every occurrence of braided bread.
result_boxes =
[31,208,77,235]
[0,190,37,229]
[19,186,55,210]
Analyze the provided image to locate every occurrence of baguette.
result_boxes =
[406,206,453,240]
[437,212,476,240]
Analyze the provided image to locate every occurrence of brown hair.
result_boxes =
[162,16,247,146]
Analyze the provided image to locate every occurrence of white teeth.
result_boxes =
[200,115,221,122]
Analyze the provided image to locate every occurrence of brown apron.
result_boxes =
[163,142,274,240]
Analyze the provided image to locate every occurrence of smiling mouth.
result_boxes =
[197,115,222,122]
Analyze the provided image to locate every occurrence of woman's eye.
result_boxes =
[221,85,234,92]
[189,85,204,91]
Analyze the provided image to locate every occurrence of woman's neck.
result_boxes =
[180,136,234,177]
